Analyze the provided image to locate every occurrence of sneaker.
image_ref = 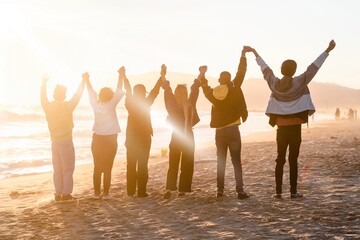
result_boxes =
[272,194,282,199]
[102,194,113,200]
[163,191,172,199]
[216,191,224,198]
[61,194,77,202]
[291,193,303,199]
[54,194,61,202]
[178,192,185,197]
[93,193,102,200]
[137,193,149,198]
[237,192,249,200]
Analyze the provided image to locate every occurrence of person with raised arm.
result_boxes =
[41,75,85,202]
[199,46,252,200]
[122,66,163,198]
[248,40,336,199]
[84,70,125,200]
[162,65,202,199]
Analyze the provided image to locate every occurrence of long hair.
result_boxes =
[174,85,189,133]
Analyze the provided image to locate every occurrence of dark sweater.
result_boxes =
[125,78,162,140]
[201,57,248,128]
[163,80,201,134]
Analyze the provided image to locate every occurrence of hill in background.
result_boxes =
[127,72,360,114]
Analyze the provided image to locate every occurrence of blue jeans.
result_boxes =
[215,125,244,193]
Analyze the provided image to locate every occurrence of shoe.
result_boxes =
[216,191,223,198]
[93,193,102,200]
[163,191,172,199]
[61,194,77,202]
[237,192,249,200]
[102,194,113,200]
[54,194,61,202]
[178,192,185,197]
[137,193,149,198]
[272,194,282,199]
[291,193,303,199]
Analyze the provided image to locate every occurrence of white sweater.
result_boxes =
[88,88,125,135]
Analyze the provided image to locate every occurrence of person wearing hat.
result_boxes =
[248,40,336,199]
[199,46,252,199]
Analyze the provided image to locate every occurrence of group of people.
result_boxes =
[41,40,336,202]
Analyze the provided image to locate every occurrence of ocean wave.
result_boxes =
[0,159,51,171]
[0,110,44,122]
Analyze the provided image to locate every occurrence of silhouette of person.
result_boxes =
[335,108,340,120]
[84,71,125,200]
[199,46,252,200]
[41,75,85,202]
[348,108,354,120]
[249,40,336,199]
[162,65,201,199]
[122,66,164,197]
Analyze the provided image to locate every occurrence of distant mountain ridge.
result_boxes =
[127,72,360,112]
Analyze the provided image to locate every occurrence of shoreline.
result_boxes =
[1,119,359,239]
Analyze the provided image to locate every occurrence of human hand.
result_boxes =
[161,64,167,78]
[199,65,207,75]
[326,40,336,53]
[82,72,90,81]
[118,66,126,78]
[247,46,259,58]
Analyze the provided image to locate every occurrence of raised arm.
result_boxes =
[83,72,98,107]
[40,75,49,110]
[189,66,205,106]
[233,46,251,87]
[250,46,277,85]
[147,64,166,105]
[69,75,86,108]
[117,66,124,90]
[119,66,132,96]
[162,65,178,114]
[297,39,336,84]
[199,66,218,104]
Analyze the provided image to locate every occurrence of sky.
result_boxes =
[0,0,359,105]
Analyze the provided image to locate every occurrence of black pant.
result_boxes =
[126,135,151,196]
[91,134,118,195]
[166,131,195,192]
[275,125,301,194]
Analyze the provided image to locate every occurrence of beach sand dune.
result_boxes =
[1,120,359,239]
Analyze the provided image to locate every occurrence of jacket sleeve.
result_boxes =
[233,56,247,88]
[200,79,217,105]
[256,56,277,87]
[297,51,329,85]
[69,80,85,110]
[147,77,163,106]
[189,79,201,107]
[163,81,177,115]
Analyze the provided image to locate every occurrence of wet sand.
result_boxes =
[1,119,359,239]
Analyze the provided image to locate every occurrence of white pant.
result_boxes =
[51,140,75,195]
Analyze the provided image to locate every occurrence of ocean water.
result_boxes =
[0,105,332,179]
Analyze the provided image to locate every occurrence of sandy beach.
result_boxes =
[1,119,359,239]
